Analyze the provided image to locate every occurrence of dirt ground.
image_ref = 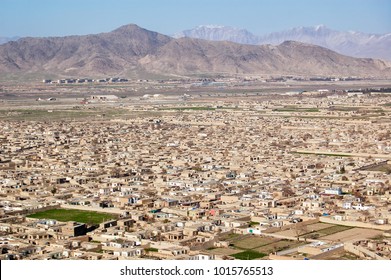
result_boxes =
[273,223,350,239]
[209,248,242,255]
[233,236,276,249]
[276,228,304,238]
[319,227,382,242]
[255,240,306,254]
[306,223,335,232]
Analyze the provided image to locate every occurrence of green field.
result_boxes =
[27,209,116,225]
[230,250,267,260]
[145,247,159,252]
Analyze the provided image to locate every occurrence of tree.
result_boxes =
[294,222,307,241]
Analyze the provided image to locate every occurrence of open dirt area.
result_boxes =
[276,228,304,238]
[306,223,335,232]
[254,240,306,254]
[274,223,353,239]
[319,227,382,242]
[208,248,242,255]
[233,236,276,249]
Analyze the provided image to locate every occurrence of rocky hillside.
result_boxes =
[0,24,390,78]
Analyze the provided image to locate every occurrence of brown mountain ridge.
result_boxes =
[1,24,390,78]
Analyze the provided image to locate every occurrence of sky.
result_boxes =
[1,0,390,37]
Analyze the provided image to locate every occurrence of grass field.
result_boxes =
[230,250,267,260]
[27,209,116,225]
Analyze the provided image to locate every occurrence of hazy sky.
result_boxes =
[1,0,390,37]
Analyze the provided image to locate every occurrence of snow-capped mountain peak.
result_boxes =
[174,24,391,60]
[173,25,259,44]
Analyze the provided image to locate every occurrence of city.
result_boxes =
[1,6,391,280]
[1,80,391,260]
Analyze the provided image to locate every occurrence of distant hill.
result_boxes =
[173,25,259,45]
[0,24,390,78]
[0,36,20,45]
[175,25,391,61]
[141,39,391,77]
[0,25,171,76]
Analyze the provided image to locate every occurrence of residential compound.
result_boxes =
[1,89,391,260]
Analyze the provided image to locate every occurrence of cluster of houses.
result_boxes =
[0,93,391,260]
[43,77,129,84]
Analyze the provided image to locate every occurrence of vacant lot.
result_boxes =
[273,223,352,239]
[233,235,306,254]
[306,223,335,232]
[316,225,351,235]
[320,228,382,242]
[208,248,243,256]
[208,234,307,259]
[255,240,306,254]
[322,251,362,260]
[365,163,391,173]
[276,228,302,238]
[27,209,116,225]
[301,225,352,239]
[233,236,276,249]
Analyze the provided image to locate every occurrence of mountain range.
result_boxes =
[174,25,391,61]
[0,24,390,78]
